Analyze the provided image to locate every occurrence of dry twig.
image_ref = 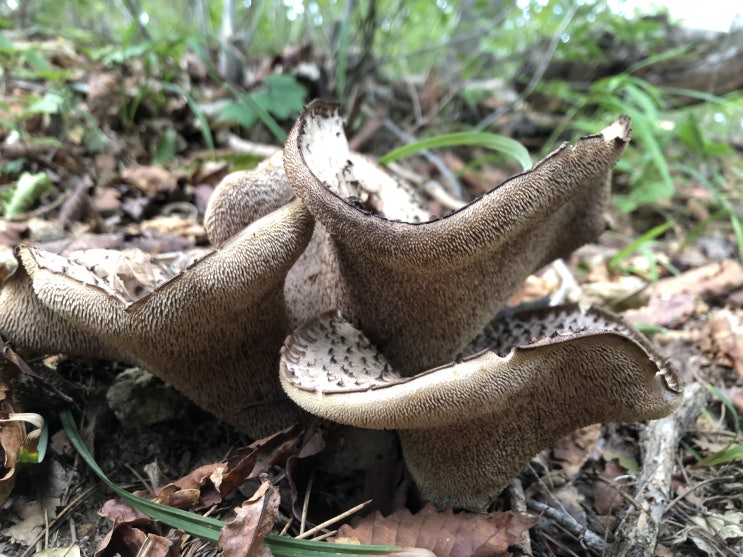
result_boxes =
[608,382,707,557]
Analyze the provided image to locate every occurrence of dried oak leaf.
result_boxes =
[705,309,743,380]
[152,423,303,510]
[218,480,280,557]
[626,260,743,327]
[95,499,181,557]
[333,504,538,557]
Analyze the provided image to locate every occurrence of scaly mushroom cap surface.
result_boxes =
[206,134,430,331]
[284,100,632,373]
[205,151,295,248]
[280,304,682,510]
[0,199,314,436]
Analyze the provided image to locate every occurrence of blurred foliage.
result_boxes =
[0,0,741,228]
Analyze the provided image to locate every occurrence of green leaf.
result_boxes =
[220,100,259,129]
[154,128,178,164]
[25,91,65,116]
[380,131,532,171]
[3,172,53,217]
[0,32,13,53]
[608,220,674,272]
[696,445,743,467]
[0,413,47,464]
[264,74,307,119]
[22,48,51,72]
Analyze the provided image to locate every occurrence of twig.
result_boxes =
[607,382,707,557]
[295,500,372,540]
[508,478,533,556]
[299,474,313,535]
[528,499,605,554]
[387,161,466,211]
[226,135,281,158]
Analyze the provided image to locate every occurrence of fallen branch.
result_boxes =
[607,382,707,557]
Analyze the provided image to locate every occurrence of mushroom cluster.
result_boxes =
[0,100,682,510]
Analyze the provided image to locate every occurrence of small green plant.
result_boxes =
[220,74,307,142]
[0,172,53,218]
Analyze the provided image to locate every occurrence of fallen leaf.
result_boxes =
[96,499,181,557]
[657,260,743,300]
[547,424,602,481]
[704,309,743,380]
[286,427,326,520]
[592,459,630,516]
[120,166,179,197]
[624,260,743,327]
[333,504,538,557]
[0,344,24,506]
[670,510,743,555]
[148,423,304,510]
[218,480,280,557]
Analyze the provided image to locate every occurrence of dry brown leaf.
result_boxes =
[705,309,743,380]
[625,260,743,327]
[657,260,743,300]
[96,499,181,557]
[120,166,179,196]
[218,480,280,557]
[547,424,602,480]
[148,423,304,510]
[0,345,24,507]
[333,504,538,557]
[190,160,230,187]
[592,459,630,516]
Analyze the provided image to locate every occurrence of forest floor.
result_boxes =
[1,37,742,557]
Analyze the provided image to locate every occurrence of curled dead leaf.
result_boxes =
[218,480,280,557]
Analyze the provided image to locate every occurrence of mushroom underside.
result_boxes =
[280,304,682,510]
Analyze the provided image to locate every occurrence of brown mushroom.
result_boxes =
[283,100,631,373]
[280,304,683,510]
[0,199,314,436]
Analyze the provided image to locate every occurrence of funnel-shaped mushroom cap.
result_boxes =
[205,151,296,248]
[280,304,682,509]
[284,100,632,373]
[0,199,314,436]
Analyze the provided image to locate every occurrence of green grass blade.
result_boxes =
[60,410,406,555]
[61,409,227,542]
[695,444,743,467]
[3,172,52,217]
[380,131,532,171]
[608,220,674,271]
